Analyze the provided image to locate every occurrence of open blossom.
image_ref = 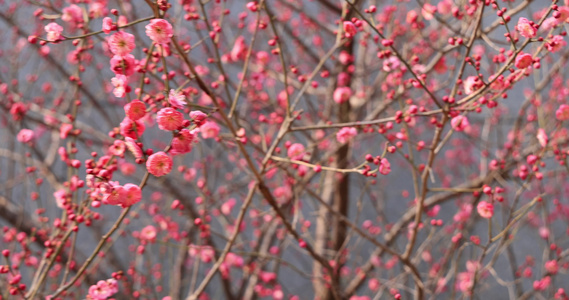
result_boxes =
[537,128,548,148]
[200,121,220,139]
[17,129,34,143]
[545,260,559,274]
[437,0,452,14]
[533,276,551,291]
[451,115,470,132]
[199,92,213,106]
[246,1,258,12]
[118,15,128,27]
[546,35,567,53]
[109,140,126,156]
[110,54,136,76]
[155,43,171,56]
[67,49,83,65]
[88,279,118,300]
[145,19,173,45]
[124,100,146,121]
[45,22,63,42]
[225,252,243,267]
[60,123,74,139]
[61,5,82,24]
[102,183,124,206]
[54,189,67,208]
[140,225,157,241]
[541,17,560,31]
[190,110,207,127]
[343,21,357,38]
[379,158,391,175]
[146,151,173,177]
[102,17,114,34]
[120,162,136,176]
[124,137,143,159]
[516,17,537,38]
[477,201,494,219]
[557,6,569,23]
[157,107,184,131]
[406,10,419,23]
[457,270,475,294]
[333,87,352,104]
[515,52,533,69]
[111,74,128,98]
[422,3,437,20]
[463,76,482,95]
[120,117,145,139]
[89,1,108,18]
[189,244,215,263]
[274,185,293,203]
[339,51,353,65]
[456,262,481,294]
[168,89,186,109]
[108,31,135,56]
[556,104,569,121]
[539,226,550,239]
[10,102,27,121]
[336,127,357,144]
[287,143,305,160]
[350,297,371,300]
[58,146,69,162]
[230,36,247,61]
[171,129,195,155]
[256,51,269,65]
[221,199,236,215]
[121,183,142,207]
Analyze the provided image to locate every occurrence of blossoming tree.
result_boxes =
[1,0,569,299]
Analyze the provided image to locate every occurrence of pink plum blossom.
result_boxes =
[515,52,533,69]
[463,76,482,95]
[556,104,569,121]
[146,151,173,177]
[17,129,34,143]
[88,279,118,300]
[124,100,146,121]
[108,31,135,56]
[451,115,470,132]
[230,36,247,61]
[121,183,142,207]
[537,128,548,148]
[111,74,128,98]
[157,107,184,131]
[109,140,126,156]
[336,127,357,144]
[477,201,494,219]
[546,35,567,53]
[190,110,208,127]
[333,87,352,104]
[168,89,186,109]
[200,121,220,139]
[110,54,136,76]
[516,17,537,38]
[343,21,357,38]
[287,143,305,160]
[45,23,63,42]
[145,19,173,45]
[120,117,145,139]
[379,158,391,175]
[171,129,195,155]
[102,17,115,34]
[61,5,82,24]
[125,137,144,159]
[140,225,157,241]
